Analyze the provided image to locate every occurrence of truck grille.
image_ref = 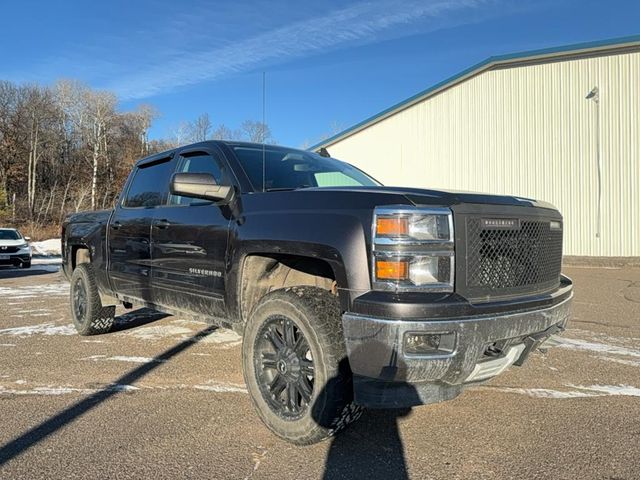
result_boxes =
[459,215,563,300]
[0,246,20,253]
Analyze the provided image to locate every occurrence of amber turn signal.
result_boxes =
[376,260,409,280]
[376,217,409,236]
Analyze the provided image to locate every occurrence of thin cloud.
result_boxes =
[106,0,502,99]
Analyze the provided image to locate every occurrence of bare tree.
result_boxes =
[134,104,158,155]
[0,78,283,234]
[239,120,274,143]
[82,90,116,210]
[211,123,238,140]
[170,121,191,147]
[189,113,212,142]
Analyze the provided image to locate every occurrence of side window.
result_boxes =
[169,152,228,206]
[123,159,174,208]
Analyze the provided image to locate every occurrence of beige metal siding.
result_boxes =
[327,51,640,256]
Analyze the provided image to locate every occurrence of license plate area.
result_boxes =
[0,254,10,260]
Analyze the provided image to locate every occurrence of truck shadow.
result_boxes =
[314,344,420,480]
[0,325,218,467]
[110,307,170,332]
[321,407,413,479]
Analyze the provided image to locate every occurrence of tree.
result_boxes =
[239,120,274,143]
[134,104,158,155]
[81,89,117,210]
[189,113,212,142]
[211,124,238,141]
[0,78,281,234]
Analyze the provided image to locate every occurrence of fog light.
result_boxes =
[404,332,456,355]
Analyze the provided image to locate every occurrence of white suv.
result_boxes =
[0,228,31,268]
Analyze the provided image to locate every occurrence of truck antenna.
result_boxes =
[262,71,266,192]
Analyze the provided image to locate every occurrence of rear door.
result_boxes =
[108,156,175,303]
[150,145,234,317]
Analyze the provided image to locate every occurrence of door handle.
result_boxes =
[155,219,171,229]
[111,221,122,230]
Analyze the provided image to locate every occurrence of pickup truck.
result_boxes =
[62,140,573,445]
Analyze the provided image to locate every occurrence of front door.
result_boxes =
[108,156,175,303]
[150,146,233,318]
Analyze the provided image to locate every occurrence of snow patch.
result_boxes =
[482,384,640,399]
[0,283,69,299]
[31,239,61,256]
[0,323,76,336]
[594,356,640,368]
[570,384,640,397]
[171,319,207,326]
[0,383,139,396]
[124,325,193,340]
[557,337,640,358]
[488,387,599,399]
[82,355,165,364]
[32,257,62,266]
[199,328,242,346]
[0,385,94,396]
[193,381,247,394]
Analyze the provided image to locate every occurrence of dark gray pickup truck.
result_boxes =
[62,140,572,444]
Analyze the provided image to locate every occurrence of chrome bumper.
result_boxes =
[342,294,572,388]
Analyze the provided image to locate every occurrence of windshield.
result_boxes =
[232,146,380,191]
[0,229,21,240]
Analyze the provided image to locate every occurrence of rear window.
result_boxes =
[124,159,175,208]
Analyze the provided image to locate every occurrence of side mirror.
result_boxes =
[170,172,234,204]
[24,236,31,242]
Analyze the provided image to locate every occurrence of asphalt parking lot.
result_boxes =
[0,261,638,479]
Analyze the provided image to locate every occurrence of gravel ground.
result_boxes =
[0,260,638,479]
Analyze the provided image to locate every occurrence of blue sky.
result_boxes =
[2,0,639,147]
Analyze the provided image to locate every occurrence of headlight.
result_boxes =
[375,210,452,243]
[17,243,29,250]
[372,206,454,292]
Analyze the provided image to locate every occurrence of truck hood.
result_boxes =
[303,186,556,210]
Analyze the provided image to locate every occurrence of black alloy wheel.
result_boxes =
[73,276,88,322]
[254,316,315,419]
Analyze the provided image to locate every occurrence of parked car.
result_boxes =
[62,141,573,444]
[0,228,32,268]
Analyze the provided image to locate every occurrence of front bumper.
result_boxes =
[343,283,572,408]
[0,253,31,266]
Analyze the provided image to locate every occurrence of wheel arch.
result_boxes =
[238,252,345,324]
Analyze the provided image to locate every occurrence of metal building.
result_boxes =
[312,35,640,257]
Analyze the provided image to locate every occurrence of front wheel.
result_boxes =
[242,286,362,445]
[69,263,114,335]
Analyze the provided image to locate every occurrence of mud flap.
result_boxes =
[99,305,116,321]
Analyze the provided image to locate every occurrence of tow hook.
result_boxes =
[513,323,565,366]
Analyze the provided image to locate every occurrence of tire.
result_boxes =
[21,261,31,269]
[242,286,363,445]
[69,263,114,335]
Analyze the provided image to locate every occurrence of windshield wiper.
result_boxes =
[264,187,298,192]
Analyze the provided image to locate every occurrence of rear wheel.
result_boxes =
[70,263,114,335]
[242,286,362,445]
